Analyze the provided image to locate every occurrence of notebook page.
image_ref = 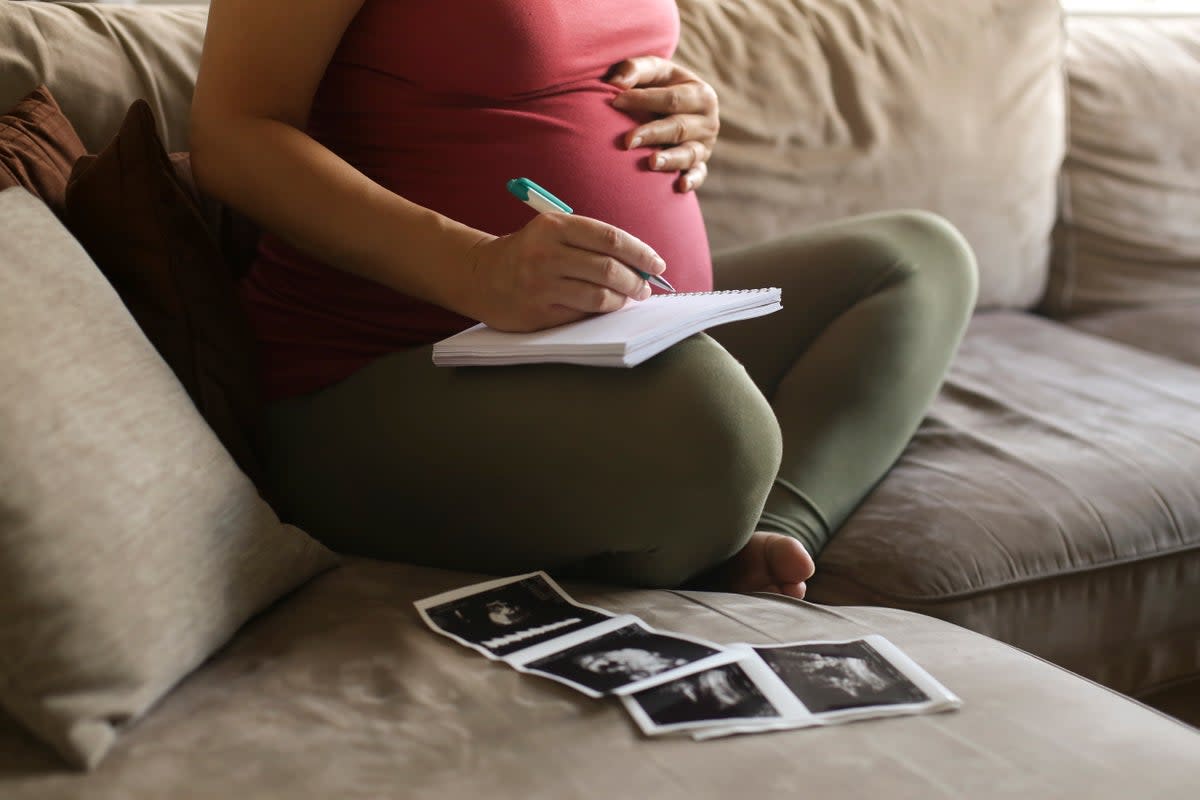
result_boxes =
[448,290,777,351]
[432,288,782,366]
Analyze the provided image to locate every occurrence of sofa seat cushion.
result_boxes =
[806,311,1200,698]
[1067,302,1200,369]
[1,560,1197,799]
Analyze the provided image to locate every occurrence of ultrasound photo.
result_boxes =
[631,663,781,728]
[754,640,930,714]
[421,574,610,658]
[523,621,724,695]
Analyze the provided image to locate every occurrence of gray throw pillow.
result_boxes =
[0,187,337,769]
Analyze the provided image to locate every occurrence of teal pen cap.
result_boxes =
[506,177,676,293]
[506,177,572,213]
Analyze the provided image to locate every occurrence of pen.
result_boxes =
[506,177,676,293]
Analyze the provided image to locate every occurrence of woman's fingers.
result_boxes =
[644,139,711,172]
[505,214,658,306]
[552,277,636,314]
[677,162,709,193]
[606,55,688,89]
[624,113,715,151]
[465,213,663,332]
[613,82,718,121]
[548,214,666,280]
[556,251,652,301]
[607,55,720,194]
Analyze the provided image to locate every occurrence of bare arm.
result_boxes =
[190,0,666,331]
[190,0,482,310]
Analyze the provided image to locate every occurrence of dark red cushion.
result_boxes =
[64,99,264,486]
[0,85,87,215]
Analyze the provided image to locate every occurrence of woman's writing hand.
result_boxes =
[460,213,667,332]
[607,56,720,193]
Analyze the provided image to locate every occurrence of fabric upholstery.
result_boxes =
[0,187,336,770]
[0,84,84,214]
[674,0,1065,310]
[1,560,1196,799]
[64,100,263,485]
[807,312,1200,698]
[0,1,207,152]
[1069,302,1200,368]
[1042,15,1200,316]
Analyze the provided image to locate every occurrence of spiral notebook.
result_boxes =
[432,287,782,367]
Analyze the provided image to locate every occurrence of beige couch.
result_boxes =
[1,2,1198,796]
[672,0,1200,722]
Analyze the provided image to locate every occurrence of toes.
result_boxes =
[761,581,806,600]
[765,534,816,586]
[717,532,815,597]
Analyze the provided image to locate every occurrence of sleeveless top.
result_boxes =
[241,0,714,400]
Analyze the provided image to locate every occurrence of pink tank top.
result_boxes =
[241,0,713,400]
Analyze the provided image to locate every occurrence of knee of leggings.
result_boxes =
[885,210,979,320]
[620,336,783,587]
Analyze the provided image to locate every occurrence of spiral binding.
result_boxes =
[661,288,774,298]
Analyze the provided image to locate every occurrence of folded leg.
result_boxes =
[710,210,978,556]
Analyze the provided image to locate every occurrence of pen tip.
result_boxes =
[652,275,677,293]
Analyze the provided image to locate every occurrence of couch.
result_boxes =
[671,0,1200,722]
[0,1,1198,796]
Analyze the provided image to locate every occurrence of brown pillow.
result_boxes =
[0,85,86,215]
[169,151,262,280]
[64,100,264,486]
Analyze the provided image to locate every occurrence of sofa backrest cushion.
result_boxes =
[0,1,207,152]
[1041,15,1200,317]
[0,84,85,214]
[0,186,336,770]
[2,0,1067,311]
[675,0,1066,310]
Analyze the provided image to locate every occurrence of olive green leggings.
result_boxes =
[261,210,977,587]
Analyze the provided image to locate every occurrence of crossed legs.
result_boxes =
[260,210,976,595]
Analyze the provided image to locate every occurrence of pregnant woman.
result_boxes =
[190,0,977,599]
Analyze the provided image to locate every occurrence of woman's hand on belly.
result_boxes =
[607,56,720,193]
[458,212,668,332]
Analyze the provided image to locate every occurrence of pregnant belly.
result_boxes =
[247,83,714,399]
[315,82,713,294]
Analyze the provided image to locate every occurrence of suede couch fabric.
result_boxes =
[673,0,1065,310]
[0,1,1198,788]
[0,1,206,152]
[0,187,335,769]
[1043,16,1200,316]
[0,84,84,213]
[1,561,1197,800]
[65,99,263,485]
[806,312,1200,699]
[1068,302,1200,369]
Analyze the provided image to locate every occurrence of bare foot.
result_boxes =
[719,531,815,599]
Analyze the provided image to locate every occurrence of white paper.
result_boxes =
[432,288,783,367]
